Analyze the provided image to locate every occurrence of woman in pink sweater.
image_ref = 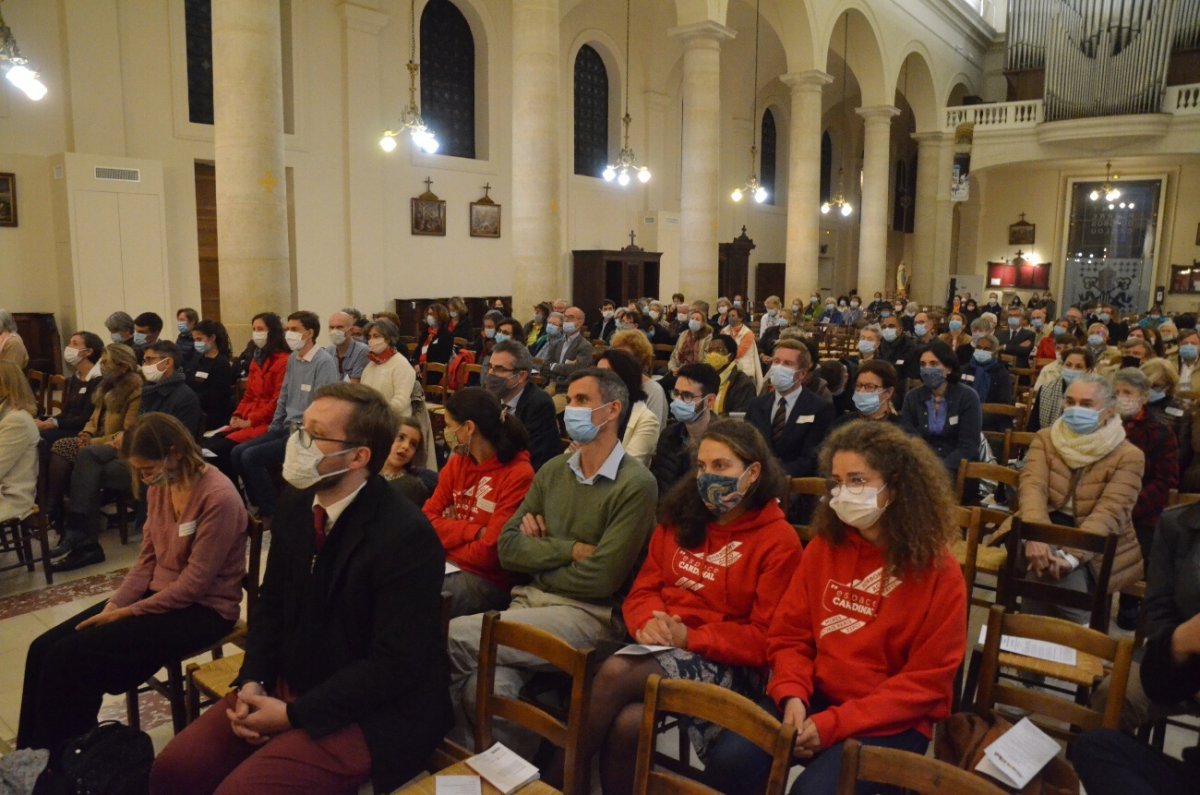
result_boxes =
[18,413,247,765]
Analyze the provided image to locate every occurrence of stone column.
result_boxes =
[669,21,735,304]
[338,3,389,312]
[511,0,562,316]
[212,0,290,341]
[910,131,942,304]
[781,70,831,302]
[855,105,898,295]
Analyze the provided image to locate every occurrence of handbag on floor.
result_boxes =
[58,721,153,795]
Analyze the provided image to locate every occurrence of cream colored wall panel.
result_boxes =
[117,193,170,314]
[72,190,125,334]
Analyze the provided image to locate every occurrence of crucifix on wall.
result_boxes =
[411,177,446,236]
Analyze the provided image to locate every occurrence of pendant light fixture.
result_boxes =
[0,0,48,101]
[602,0,651,186]
[731,0,767,204]
[1089,161,1120,202]
[379,0,439,154]
[821,13,854,218]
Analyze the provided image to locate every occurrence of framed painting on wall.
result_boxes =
[469,184,501,238]
[0,173,16,227]
[411,177,446,237]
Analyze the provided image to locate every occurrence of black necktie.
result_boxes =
[772,398,787,443]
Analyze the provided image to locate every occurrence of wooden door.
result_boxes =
[755,262,785,304]
[194,162,220,321]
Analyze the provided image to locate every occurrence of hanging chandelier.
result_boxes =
[0,0,47,101]
[731,0,767,203]
[379,0,439,154]
[820,13,854,218]
[1089,161,1120,202]
[603,0,651,186]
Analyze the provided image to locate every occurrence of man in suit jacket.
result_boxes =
[151,384,451,795]
[746,339,835,478]
[487,340,563,470]
[538,306,594,391]
[591,298,619,343]
[998,307,1037,367]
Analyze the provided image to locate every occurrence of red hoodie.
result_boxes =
[766,530,965,748]
[423,450,534,589]
[227,352,290,444]
[622,502,803,668]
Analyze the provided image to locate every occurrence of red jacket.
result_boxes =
[622,502,803,668]
[423,450,534,589]
[767,530,965,748]
[226,352,289,444]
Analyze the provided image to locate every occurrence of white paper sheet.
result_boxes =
[200,447,218,459]
[465,743,540,795]
[613,644,674,656]
[202,425,232,438]
[445,561,461,575]
[975,717,1060,789]
[435,776,482,795]
[978,626,1077,666]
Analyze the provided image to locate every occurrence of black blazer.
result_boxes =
[54,373,102,434]
[746,388,836,477]
[237,476,452,791]
[421,326,456,366]
[514,380,562,471]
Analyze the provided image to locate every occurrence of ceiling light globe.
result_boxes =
[379,134,398,153]
[841,203,853,217]
[602,166,616,182]
[820,202,831,214]
[617,171,631,186]
[1108,203,1115,210]
[1089,190,1100,201]
[422,137,440,154]
[1106,188,1120,201]
[637,168,651,183]
[731,188,744,202]
[754,187,768,203]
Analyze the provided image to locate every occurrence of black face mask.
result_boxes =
[1121,356,1141,369]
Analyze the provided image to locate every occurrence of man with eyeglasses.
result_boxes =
[483,340,560,471]
[153,383,451,793]
[650,363,719,497]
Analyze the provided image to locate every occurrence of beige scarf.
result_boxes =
[1049,415,1126,470]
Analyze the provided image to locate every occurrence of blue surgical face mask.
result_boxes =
[1149,388,1167,403]
[670,398,704,424]
[1008,317,1020,328]
[857,339,876,355]
[913,323,927,338]
[110,332,124,343]
[768,364,799,392]
[1088,334,1105,347]
[1053,326,1068,338]
[563,322,578,335]
[1032,318,1045,330]
[948,320,963,333]
[697,469,750,515]
[547,324,562,337]
[193,341,210,355]
[1181,343,1198,361]
[973,349,993,365]
[881,328,898,343]
[1062,406,1101,435]
[688,319,702,333]
[1060,367,1082,386]
[1099,313,1111,323]
[494,332,510,344]
[853,390,882,415]
[176,321,189,334]
[133,332,148,346]
[484,327,496,339]
[563,403,612,444]
[880,310,892,319]
[920,367,947,389]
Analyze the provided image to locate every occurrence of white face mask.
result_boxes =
[252,330,269,348]
[141,362,165,383]
[829,485,889,529]
[328,329,347,346]
[281,431,356,490]
[368,337,389,355]
[63,346,83,366]
[285,330,305,351]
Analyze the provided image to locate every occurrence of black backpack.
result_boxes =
[59,721,153,795]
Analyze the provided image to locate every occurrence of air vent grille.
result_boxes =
[94,167,141,182]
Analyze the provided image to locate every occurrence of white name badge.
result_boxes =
[961,374,975,382]
[896,359,905,366]
[195,371,209,380]
[797,415,815,424]
[949,415,960,426]
[300,383,312,392]
[78,387,88,394]
[1167,406,1185,417]
[178,521,197,537]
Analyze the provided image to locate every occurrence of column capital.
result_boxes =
[911,130,946,145]
[781,70,832,93]
[668,20,736,47]
[338,2,389,34]
[856,104,900,123]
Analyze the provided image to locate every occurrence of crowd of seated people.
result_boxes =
[5,289,1200,794]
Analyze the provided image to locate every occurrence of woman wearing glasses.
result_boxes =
[705,421,965,795]
[831,360,910,431]
[576,420,801,794]
[422,388,534,617]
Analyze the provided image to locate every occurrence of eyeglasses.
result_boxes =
[855,383,886,393]
[671,390,705,402]
[289,424,354,449]
[825,476,878,495]
[487,364,520,376]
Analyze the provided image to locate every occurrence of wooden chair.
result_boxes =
[46,374,67,417]
[835,738,1005,795]
[789,477,826,543]
[471,612,595,795]
[0,507,53,585]
[464,363,483,384]
[423,362,449,403]
[974,605,1134,743]
[178,517,266,725]
[1167,488,1200,507]
[453,336,469,349]
[26,370,47,415]
[1008,430,1036,461]
[981,403,1027,433]
[954,460,1020,509]
[633,676,796,795]
[1010,366,1038,388]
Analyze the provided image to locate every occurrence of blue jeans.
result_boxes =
[231,428,287,518]
[703,697,929,795]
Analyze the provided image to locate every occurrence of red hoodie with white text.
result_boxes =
[766,529,965,748]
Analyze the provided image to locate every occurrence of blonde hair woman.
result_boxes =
[0,361,39,524]
[611,329,668,431]
[0,309,30,369]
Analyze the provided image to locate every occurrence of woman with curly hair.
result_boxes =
[575,420,801,794]
[705,421,967,795]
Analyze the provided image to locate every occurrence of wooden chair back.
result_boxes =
[634,676,795,795]
[465,363,483,382]
[1167,488,1200,507]
[835,738,1006,795]
[453,336,469,349]
[789,477,827,543]
[1008,430,1036,461]
[26,370,47,414]
[954,460,1021,507]
[46,374,67,417]
[952,506,984,599]
[1010,366,1038,387]
[975,606,1134,741]
[1001,517,1117,632]
[422,361,448,387]
[475,612,595,795]
[981,403,1027,432]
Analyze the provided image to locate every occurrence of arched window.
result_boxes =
[820,131,832,202]
[420,0,475,159]
[574,45,609,178]
[759,109,777,205]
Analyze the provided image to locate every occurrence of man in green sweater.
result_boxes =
[446,368,658,750]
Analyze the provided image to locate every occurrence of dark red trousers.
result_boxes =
[150,691,371,795]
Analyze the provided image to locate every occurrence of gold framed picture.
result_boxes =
[0,173,16,227]
[411,178,446,236]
